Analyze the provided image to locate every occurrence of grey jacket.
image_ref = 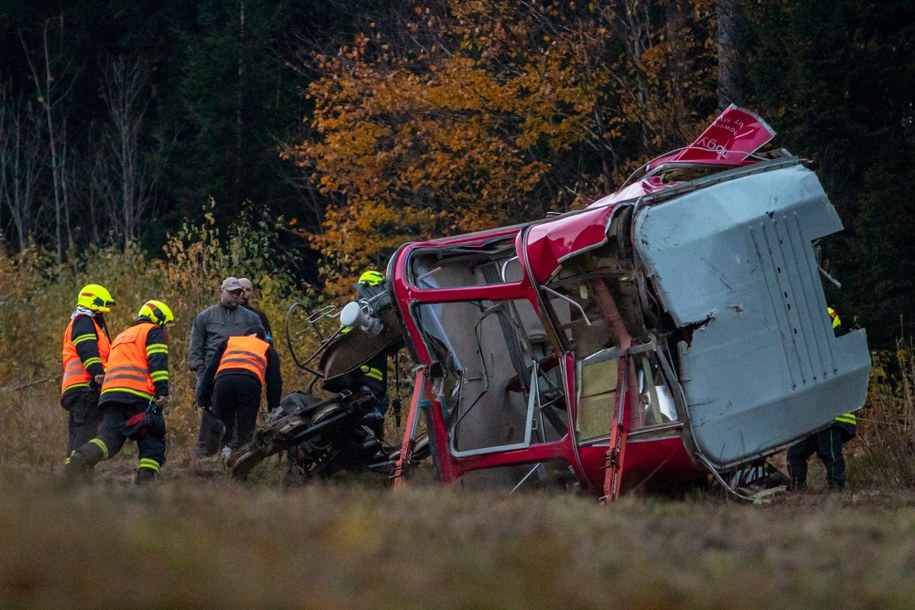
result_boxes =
[187,303,263,373]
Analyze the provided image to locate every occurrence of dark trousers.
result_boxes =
[75,402,167,472]
[787,425,850,490]
[61,388,103,460]
[212,373,262,449]
[194,373,211,455]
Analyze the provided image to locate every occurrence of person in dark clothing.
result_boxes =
[238,277,273,343]
[786,307,858,490]
[196,326,282,457]
[65,300,174,484]
[787,413,857,490]
[60,284,116,466]
[188,276,263,456]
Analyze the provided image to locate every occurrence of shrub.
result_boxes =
[0,203,327,465]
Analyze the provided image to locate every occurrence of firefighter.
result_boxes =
[61,284,115,466]
[65,300,174,484]
[343,270,390,438]
[786,306,857,490]
[196,326,282,458]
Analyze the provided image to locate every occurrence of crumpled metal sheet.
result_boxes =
[634,162,871,467]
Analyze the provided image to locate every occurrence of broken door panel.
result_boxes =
[634,161,871,467]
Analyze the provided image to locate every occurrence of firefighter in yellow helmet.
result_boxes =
[66,300,174,484]
[786,306,858,490]
[61,284,115,466]
[345,270,390,439]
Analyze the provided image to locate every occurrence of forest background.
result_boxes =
[3,3,915,606]
[0,0,913,420]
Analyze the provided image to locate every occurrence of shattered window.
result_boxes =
[634,352,679,426]
[413,298,567,456]
[407,236,521,289]
[543,274,637,441]
[541,245,677,441]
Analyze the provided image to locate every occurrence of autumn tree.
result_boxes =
[290,0,717,294]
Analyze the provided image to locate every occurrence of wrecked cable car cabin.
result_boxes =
[384,108,871,499]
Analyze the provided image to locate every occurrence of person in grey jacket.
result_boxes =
[188,276,263,457]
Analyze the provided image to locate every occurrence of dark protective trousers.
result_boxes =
[786,425,850,490]
[74,402,167,472]
[212,373,262,450]
[60,388,103,460]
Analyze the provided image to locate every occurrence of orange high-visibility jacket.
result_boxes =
[216,336,269,384]
[101,322,158,401]
[61,316,111,393]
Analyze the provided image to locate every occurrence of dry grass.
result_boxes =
[5,241,915,607]
[3,467,915,608]
[3,374,915,608]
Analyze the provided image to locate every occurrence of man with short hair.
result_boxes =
[238,277,273,343]
[188,276,263,457]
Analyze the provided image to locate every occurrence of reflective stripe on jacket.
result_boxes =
[360,364,384,381]
[101,323,157,401]
[827,306,841,330]
[216,336,269,385]
[61,315,110,393]
[835,411,857,426]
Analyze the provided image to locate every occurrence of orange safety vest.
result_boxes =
[61,315,111,394]
[216,336,269,384]
[101,323,157,401]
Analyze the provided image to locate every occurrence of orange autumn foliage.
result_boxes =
[288,0,716,295]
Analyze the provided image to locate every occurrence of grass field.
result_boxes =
[3,384,915,608]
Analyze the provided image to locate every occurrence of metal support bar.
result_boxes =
[600,357,635,504]
[392,368,428,488]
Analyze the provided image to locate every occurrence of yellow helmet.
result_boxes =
[358,270,385,287]
[138,300,175,326]
[827,306,841,329]
[77,284,116,313]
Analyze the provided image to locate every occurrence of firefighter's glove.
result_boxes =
[121,411,148,440]
[145,410,167,437]
[93,374,105,387]
[155,395,171,416]
[121,405,167,440]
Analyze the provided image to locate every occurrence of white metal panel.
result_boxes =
[634,163,871,467]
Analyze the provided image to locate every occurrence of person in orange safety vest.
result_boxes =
[196,326,282,460]
[61,284,115,466]
[65,300,173,484]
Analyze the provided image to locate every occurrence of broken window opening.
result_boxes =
[412,298,567,458]
[407,237,520,289]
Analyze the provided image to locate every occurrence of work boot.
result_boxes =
[64,443,105,482]
[64,453,92,483]
[134,468,158,485]
[198,409,226,456]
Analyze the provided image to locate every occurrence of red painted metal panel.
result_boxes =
[523,205,616,283]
